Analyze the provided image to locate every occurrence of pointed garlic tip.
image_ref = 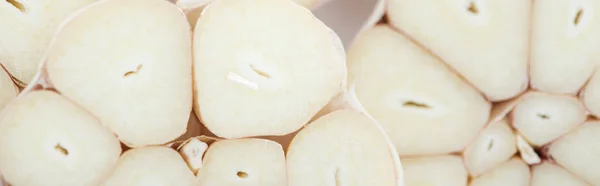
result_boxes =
[516,134,541,165]
[179,138,209,175]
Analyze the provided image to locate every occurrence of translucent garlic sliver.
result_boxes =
[179,138,209,175]
[516,134,541,165]
[227,72,259,90]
